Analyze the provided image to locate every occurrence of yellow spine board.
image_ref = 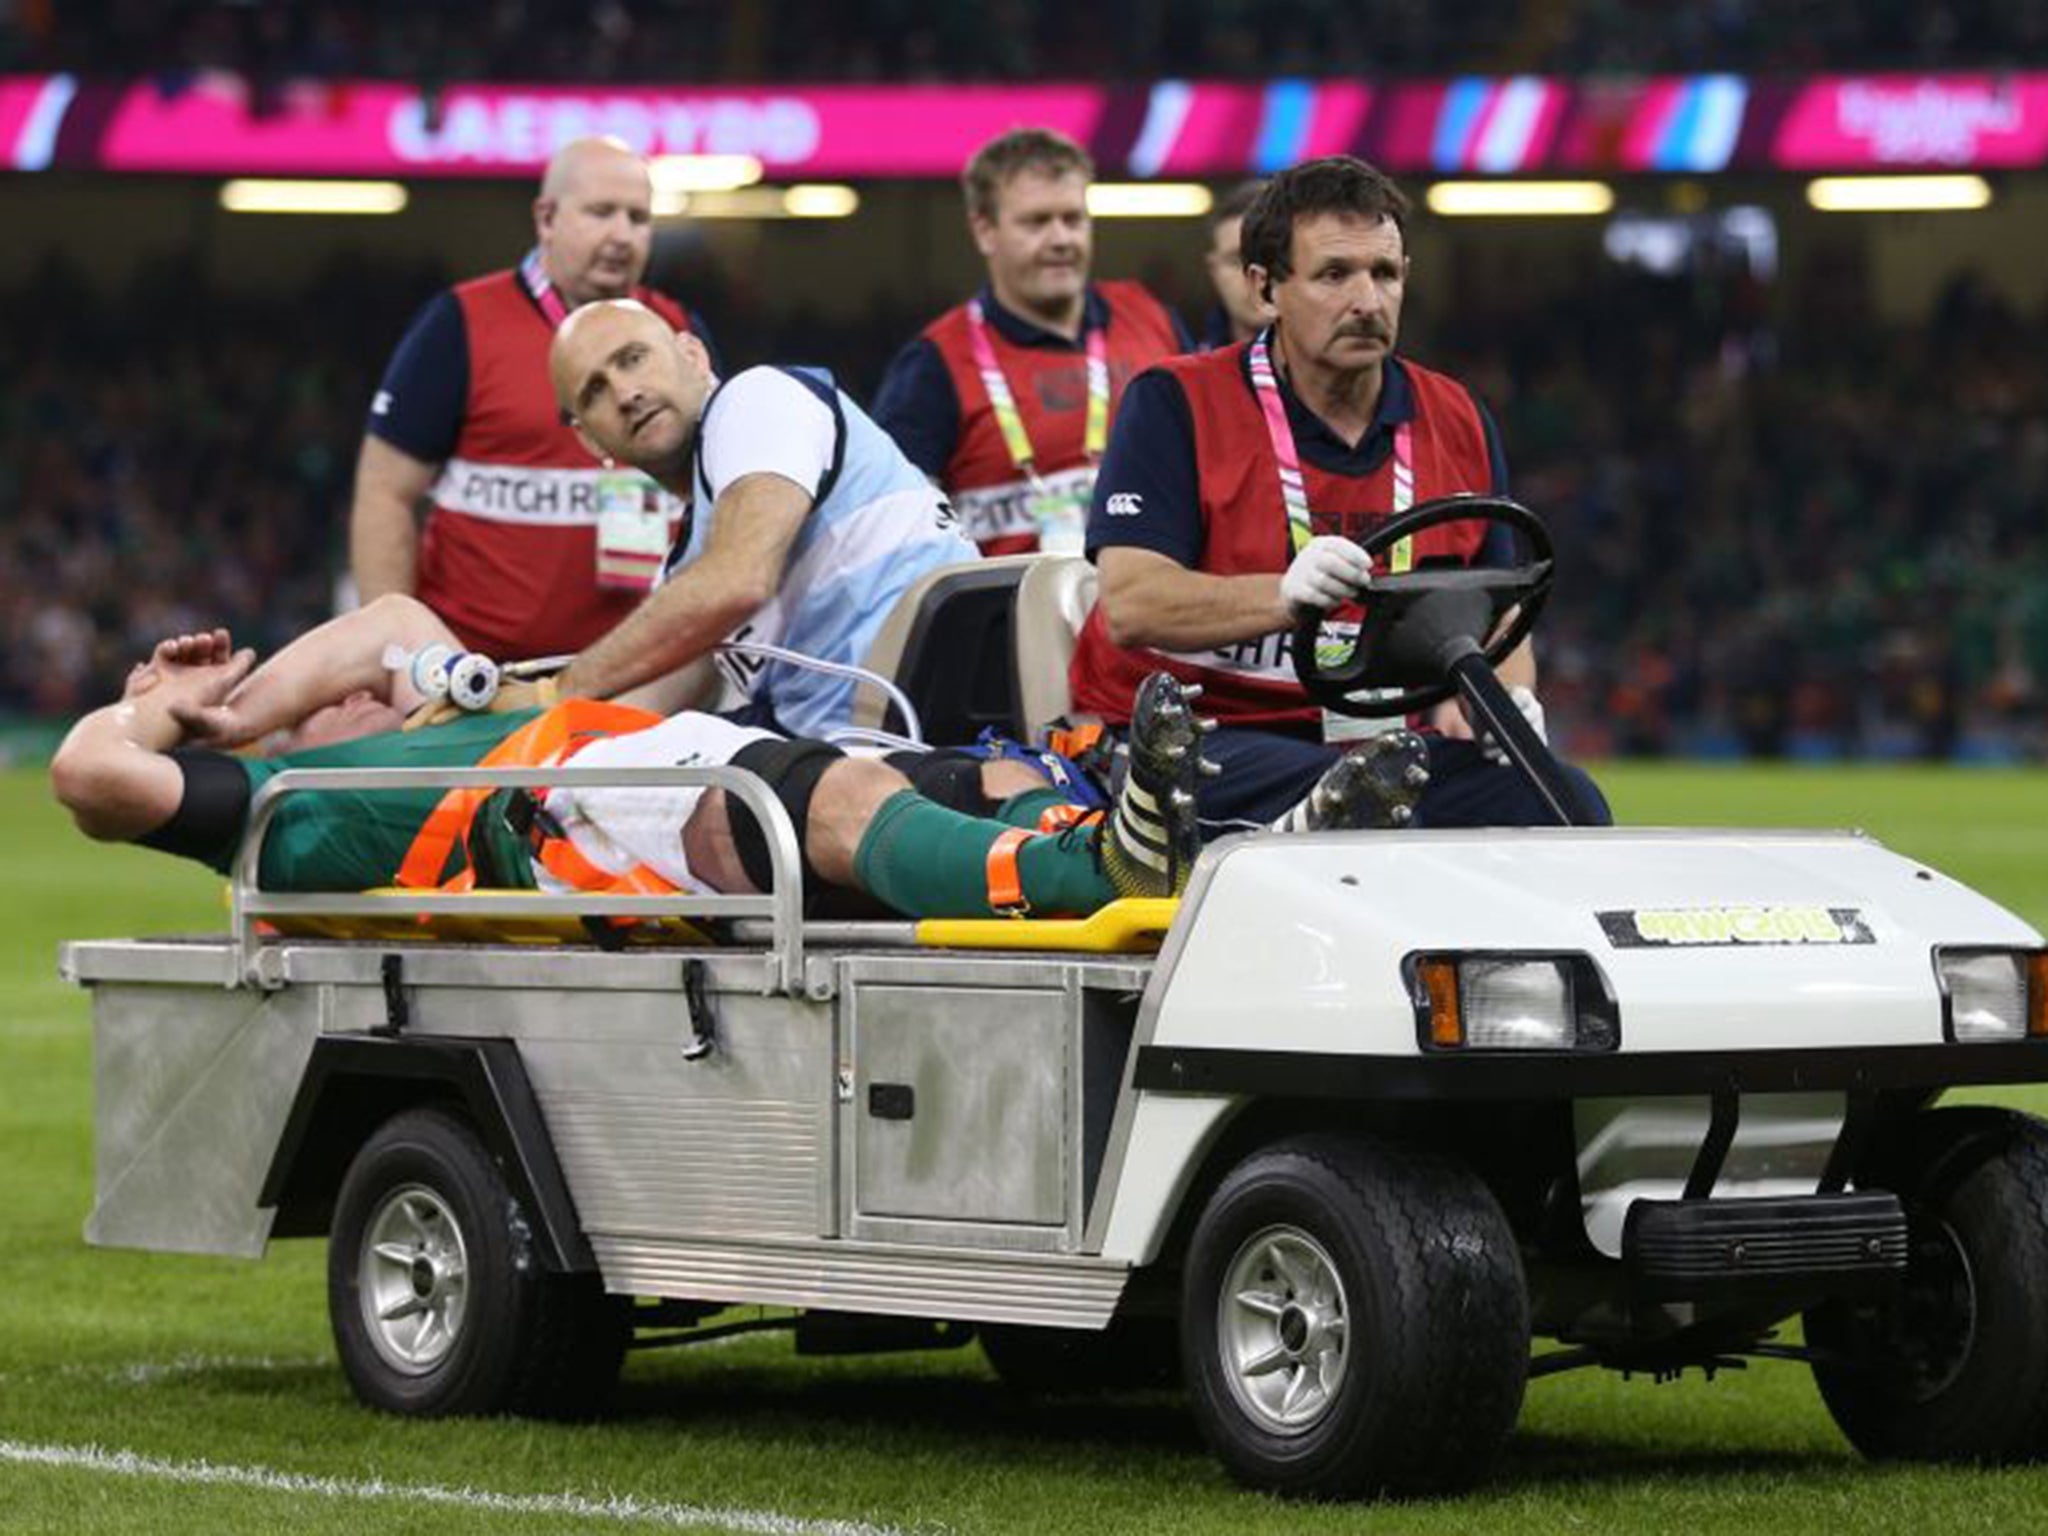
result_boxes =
[914,898,1179,953]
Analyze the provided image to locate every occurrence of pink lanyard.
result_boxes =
[519,249,573,329]
[1248,329,1413,566]
[966,298,1110,478]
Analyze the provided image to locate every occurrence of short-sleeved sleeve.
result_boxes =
[871,336,960,478]
[1084,370,1204,569]
[364,290,468,465]
[695,367,841,503]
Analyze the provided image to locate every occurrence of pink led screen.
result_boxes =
[1774,75,2048,169]
[10,71,2048,179]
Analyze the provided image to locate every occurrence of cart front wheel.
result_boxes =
[1809,1108,2048,1463]
[1181,1133,1527,1499]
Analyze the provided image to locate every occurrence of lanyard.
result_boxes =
[519,248,573,329]
[1248,329,1413,570]
[966,298,1110,478]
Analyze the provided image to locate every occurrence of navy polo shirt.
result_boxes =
[365,290,469,463]
[872,283,1193,477]
[1084,348,1513,570]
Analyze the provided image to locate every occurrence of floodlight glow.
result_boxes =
[649,154,764,193]
[1086,183,1214,218]
[1426,181,1615,217]
[660,186,861,220]
[218,179,408,215]
[782,184,860,218]
[1805,175,1991,212]
[666,188,780,218]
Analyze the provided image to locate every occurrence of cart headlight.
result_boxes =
[1408,952,1619,1052]
[1936,948,2048,1042]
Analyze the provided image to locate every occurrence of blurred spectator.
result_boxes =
[1,251,404,718]
[1451,255,2048,763]
[1196,178,1270,352]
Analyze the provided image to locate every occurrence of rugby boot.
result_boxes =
[1270,730,1431,834]
[1099,673,1212,899]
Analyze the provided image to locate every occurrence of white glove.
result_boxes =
[1281,535,1372,619]
[1482,685,1547,766]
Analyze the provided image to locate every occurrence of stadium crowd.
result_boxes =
[8,0,2048,82]
[1454,258,2048,761]
[5,235,2043,761]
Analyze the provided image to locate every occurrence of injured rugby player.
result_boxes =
[50,601,1260,918]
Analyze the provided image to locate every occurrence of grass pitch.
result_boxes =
[3,761,2047,1534]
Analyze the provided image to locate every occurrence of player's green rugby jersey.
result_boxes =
[210,710,542,890]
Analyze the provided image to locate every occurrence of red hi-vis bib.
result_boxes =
[396,699,673,895]
[960,298,1109,555]
[419,269,692,659]
[1068,344,1496,729]
[925,281,1183,555]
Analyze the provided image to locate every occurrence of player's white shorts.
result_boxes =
[539,712,780,892]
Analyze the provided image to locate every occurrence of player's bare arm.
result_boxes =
[348,436,440,602]
[557,472,813,701]
[51,631,255,840]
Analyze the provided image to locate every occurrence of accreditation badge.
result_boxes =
[595,470,671,591]
[1321,706,1408,743]
[1025,490,1087,555]
[1308,616,1406,742]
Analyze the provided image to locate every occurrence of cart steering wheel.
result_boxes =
[1291,494,1554,718]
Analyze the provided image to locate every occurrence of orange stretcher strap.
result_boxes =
[1034,803,1102,835]
[395,699,667,892]
[984,826,1036,917]
[1044,721,1105,759]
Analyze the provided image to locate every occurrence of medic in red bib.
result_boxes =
[1071,155,1611,833]
[873,127,1188,557]
[348,137,715,662]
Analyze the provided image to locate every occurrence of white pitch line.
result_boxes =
[0,1355,326,1389]
[0,1440,908,1536]
[96,1353,331,1385]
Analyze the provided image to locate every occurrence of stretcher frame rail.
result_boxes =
[234,763,807,994]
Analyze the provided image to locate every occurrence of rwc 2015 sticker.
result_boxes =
[1597,905,1875,948]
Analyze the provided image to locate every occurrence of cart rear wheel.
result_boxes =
[1181,1133,1527,1499]
[328,1106,626,1418]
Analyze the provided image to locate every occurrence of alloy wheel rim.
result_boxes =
[359,1183,471,1374]
[1217,1224,1352,1434]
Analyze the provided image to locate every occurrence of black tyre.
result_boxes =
[1808,1108,2048,1463]
[1181,1133,1527,1499]
[981,1316,1182,1394]
[328,1106,627,1418]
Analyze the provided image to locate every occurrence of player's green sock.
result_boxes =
[995,785,1068,828]
[853,791,1115,918]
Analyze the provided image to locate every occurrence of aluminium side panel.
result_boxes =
[85,977,323,1257]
